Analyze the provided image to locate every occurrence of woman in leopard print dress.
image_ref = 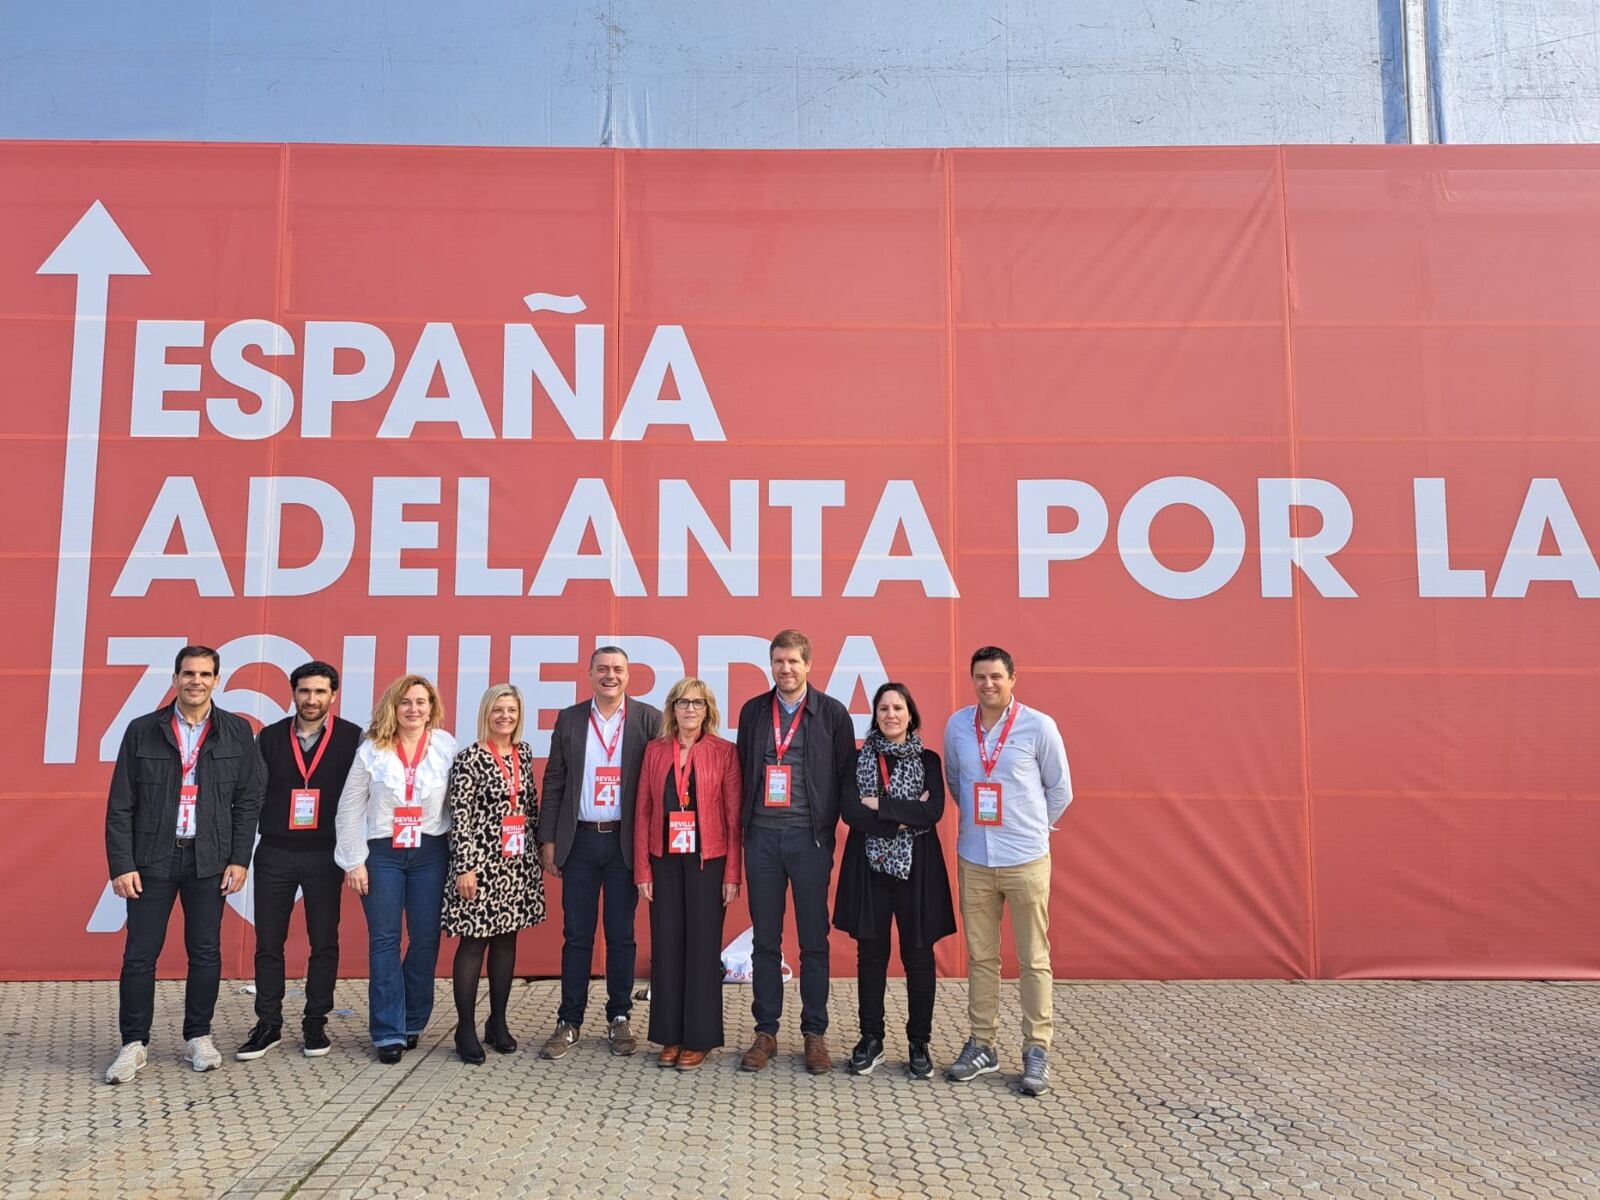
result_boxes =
[443,684,545,1063]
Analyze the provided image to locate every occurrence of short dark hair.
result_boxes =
[590,645,630,668]
[969,646,1015,678]
[174,645,220,676]
[770,629,812,663]
[290,660,341,692]
[870,682,922,736]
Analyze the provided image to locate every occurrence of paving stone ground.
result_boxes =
[2,977,1598,1198]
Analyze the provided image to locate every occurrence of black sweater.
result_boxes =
[255,716,363,851]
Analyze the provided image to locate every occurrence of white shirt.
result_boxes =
[943,700,1072,869]
[334,730,458,868]
[579,701,627,821]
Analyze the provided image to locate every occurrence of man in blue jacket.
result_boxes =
[103,645,266,1083]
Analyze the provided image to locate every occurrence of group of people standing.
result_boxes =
[102,630,1071,1097]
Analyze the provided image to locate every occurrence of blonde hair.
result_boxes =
[659,677,721,741]
[475,683,525,745]
[366,674,445,748]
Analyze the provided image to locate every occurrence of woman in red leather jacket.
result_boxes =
[634,677,743,1070]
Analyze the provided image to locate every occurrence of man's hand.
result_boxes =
[112,871,142,899]
[540,844,560,879]
[221,865,248,895]
[346,865,369,896]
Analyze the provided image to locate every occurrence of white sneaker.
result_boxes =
[184,1035,222,1072]
[105,1041,147,1084]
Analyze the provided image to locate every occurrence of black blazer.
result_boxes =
[105,703,267,880]
[734,687,856,842]
[538,697,662,869]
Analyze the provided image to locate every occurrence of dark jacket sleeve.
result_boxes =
[538,710,569,846]
[829,704,857,827]
[229,729,267,868]
[641,703,663,740]
[734,697,758,813]
[875,749,945,828]
[105,723,140,879]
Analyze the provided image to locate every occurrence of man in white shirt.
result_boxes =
[537,647,663,1059]
[942,646,1072,1097]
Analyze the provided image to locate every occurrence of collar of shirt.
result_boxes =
[777,689,806,716]
[295,718,327,747]
[977,699,1016,747]
[590,699,625,729]
[174,702,212,729]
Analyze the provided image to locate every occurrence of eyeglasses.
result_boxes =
[673,698,708,710]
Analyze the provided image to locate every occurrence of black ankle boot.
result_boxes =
[455,1023,486,1065]
[484,1017,517,1054]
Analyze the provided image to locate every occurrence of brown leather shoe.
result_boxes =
[657,1045,682,1067]
[739,1032,778,1072]
[676,1049,708,1071]
[803,1033,832,1074]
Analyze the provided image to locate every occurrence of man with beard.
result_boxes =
[236,661,363,1061]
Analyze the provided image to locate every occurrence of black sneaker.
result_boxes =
[302,1022,331,1058]
[907,1041,934,1080]
[846,1036,885,1076]
[405,1034,419,1050]
[235,1022,282,1062]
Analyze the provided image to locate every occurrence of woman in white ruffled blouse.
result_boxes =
[335,674,457,1063]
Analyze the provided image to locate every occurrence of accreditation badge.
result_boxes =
[974,781,1003,827]
[593,766,622,811]
[392,806,424,849]
[500,813,527,858]
[290,788,320,830]
[668,810,697,855]
[764,764,792,807]
[177,784,199,837]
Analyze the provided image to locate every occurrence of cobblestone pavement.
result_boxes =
[2,978,1598,1198]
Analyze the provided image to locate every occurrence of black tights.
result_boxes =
[453,932,518,1032]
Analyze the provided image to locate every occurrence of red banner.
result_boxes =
[2,143,1597,981]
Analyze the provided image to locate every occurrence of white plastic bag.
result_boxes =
[721,925,791,983]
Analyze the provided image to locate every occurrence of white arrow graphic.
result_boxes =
[38,201,149,764]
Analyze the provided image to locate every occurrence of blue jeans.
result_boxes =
[361,834,447,1048]
[557,824,638,1028]
[745,821,834,1036]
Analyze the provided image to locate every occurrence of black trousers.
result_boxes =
[119,840,224,1044]
[855,868,937,1044]
[745,822,834,1036]
[647,853,727,1051]
[558,824,638,1027]
[251,840,345,1028]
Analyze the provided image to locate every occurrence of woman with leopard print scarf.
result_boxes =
[833,682,956,1080]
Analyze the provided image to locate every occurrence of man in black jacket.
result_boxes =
[103,645,266,1084]
[735,629,856,1075]
[536,646,662,1059]
[236,660,363,1063]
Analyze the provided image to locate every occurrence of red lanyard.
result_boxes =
[674,739,698,810]
[589,703,625,764]
[487,741,522,813]
[878,753,892,792]
[172,714,210,780]
[771,694,804,763]
[290,723,332,787]
[975,703,1021,779]
[395,732,430,803]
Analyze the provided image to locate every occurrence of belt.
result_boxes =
[579,820,620,833]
